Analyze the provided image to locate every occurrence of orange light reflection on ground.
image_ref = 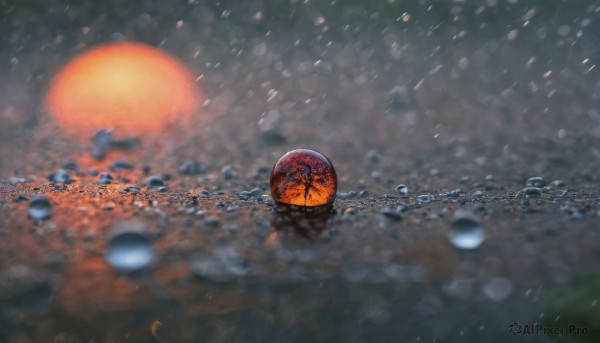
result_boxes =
[45,41,201,135]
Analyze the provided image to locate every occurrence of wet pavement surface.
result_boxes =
[1,1,599,342]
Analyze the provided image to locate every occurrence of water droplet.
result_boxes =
[110,160,134,171]
[523,8,536,21]
[111,32,126,41]
[221,165,236,179]
[62,161,79,171]
[557,25,571,37]
[483,277,513,301]
[252,42,267,56]
[449,210,484,250]
[98,172,113,184]
[47,169,75,184]
[226,205,240,212]
[457,57,469,70]
[90,147,106,160]
[121,186,140,194]
[204,217,221,227]
[259,110,285,143]
[525,177,546,187]
[191,248,249,282]
[28,195,51,221]
[9,177,32,185]
[145,176,165,188]
[386,86,411,111]
[246,188,262,198]
[369,171,381,182]
[367,149,383,163]
[549,180,566,188]
[92,129,114,147]
[179,161,205,175]
[198,190,210,197]
[417,194,434,204]
[519,187,542,198]
[443,278,474,298]
[380,207,402,221]
[105,221,154,272]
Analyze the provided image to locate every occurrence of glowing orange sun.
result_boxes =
[45,41,201,135]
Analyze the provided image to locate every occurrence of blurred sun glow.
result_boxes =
[45,41,201,135]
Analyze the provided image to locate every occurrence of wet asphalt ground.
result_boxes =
[1,1,599,342]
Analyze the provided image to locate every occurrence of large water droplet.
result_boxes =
[28,195,51,221]
[449,210,485,250]
[105,221,154,272]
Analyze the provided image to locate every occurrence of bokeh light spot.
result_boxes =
[45,41,201,135]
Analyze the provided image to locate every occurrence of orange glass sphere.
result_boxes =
[270,149,337,207]
[44,41,201,135]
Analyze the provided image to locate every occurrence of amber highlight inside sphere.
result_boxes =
[45,41,201,135]
[270,149,337,207]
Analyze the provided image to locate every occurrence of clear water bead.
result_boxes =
[525,177,546,188]
[47,169,75,184]
[145,176,165,188]
[417,194,433,204]
[98,172,113,184]
[386,86,411,111]
[395,184,408,195]
[519,187,542,198]
[105,221,155,272]
[28,195,52,221]
[549,180,566,188]
[449,210,485,250]
[221,165,236,179]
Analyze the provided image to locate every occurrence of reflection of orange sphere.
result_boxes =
[45,41,201,135]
